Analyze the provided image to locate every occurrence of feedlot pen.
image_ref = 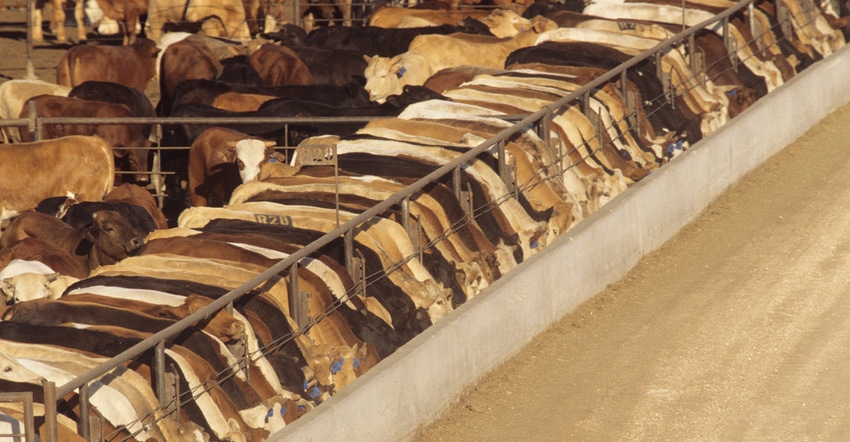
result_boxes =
[1,1,849,441]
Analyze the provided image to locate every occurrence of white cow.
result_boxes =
[0,259,79,304]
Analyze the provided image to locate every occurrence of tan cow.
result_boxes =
[364,16,558,102]
[0,136,115,222]
[56,38,159,92]
[367,5,493,28]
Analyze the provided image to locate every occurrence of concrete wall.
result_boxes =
[271,44,850,442]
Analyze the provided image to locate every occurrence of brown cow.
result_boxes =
[247,42,313,87]
[0,136,115,222]
[56,38,159,92]
[18,95,151,185]
[60,292,246,342]
[187,127,277,207]
[158,38,223,116]
[0,238,88,279]
[1,210,147,275]
[104,183,169,230]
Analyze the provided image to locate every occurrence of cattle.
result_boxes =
[104,183,170,229]
[216,57,266,86]
[1,210,147,275]
[522,0,584,18]
[56,38,159,92]
[184,216,433,340]
[149,228,403,357]
[89,0,148,44]
[35,196,160,234]
[0,321,269,441]
[0,238,89,279]
[0,136,115,222]
[363,16,558,102]
[262,44,369,86]
[247,42,314,87]
[165,85,448,147]
[187,127,278,207]
[0,79,72,144]
[30,0,88,42]
[304,21,495,58]
[0,259,79,304]
[0,338,177,442]
[146,0,252,42]
[177,202,454,322]
[189,77,371,107]
[90,250,376,395]
[504,41,704,148]
[60,292,247,342]
[367,5,495,28]
[157,37,224,117]
[18,94,151,185]
[68,80,157,127]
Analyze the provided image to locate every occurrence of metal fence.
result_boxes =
[0,0,821,439]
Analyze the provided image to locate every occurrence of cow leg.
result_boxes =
[74,0,87,41]
[51,0,67,42]
[337,0,351,27]
[31,8,44,41]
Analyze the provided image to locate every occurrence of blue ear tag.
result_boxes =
[268,157,278,163]
[727,89,737,97]
[303,381,309,391]
[331,357,343,374]
[280,406,287,417]
[397,66,407,78]
[353,357,361,369]
[266,408,274,422]
[308,386,321,399]
[531,239,539,249]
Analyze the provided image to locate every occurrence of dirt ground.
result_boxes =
[5,8,850,441]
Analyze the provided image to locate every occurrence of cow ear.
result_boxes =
[362,54,372,63]
[389,56,403,71]
[225,140,238,148]
[85,226,98,242]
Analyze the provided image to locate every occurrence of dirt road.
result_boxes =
[414,96,850,440]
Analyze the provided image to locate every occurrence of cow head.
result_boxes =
[364,53,431,104]
[229,138,278,183]
[0,272,78,304]
[0,353,45,385]
[480,9,533,38]
[84,210,147,268]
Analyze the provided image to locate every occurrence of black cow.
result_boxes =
[302,21,495,58]
[35,197,159,234]
[169,78,372,112]
[164,85,448,146]
[68,81,157,125]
